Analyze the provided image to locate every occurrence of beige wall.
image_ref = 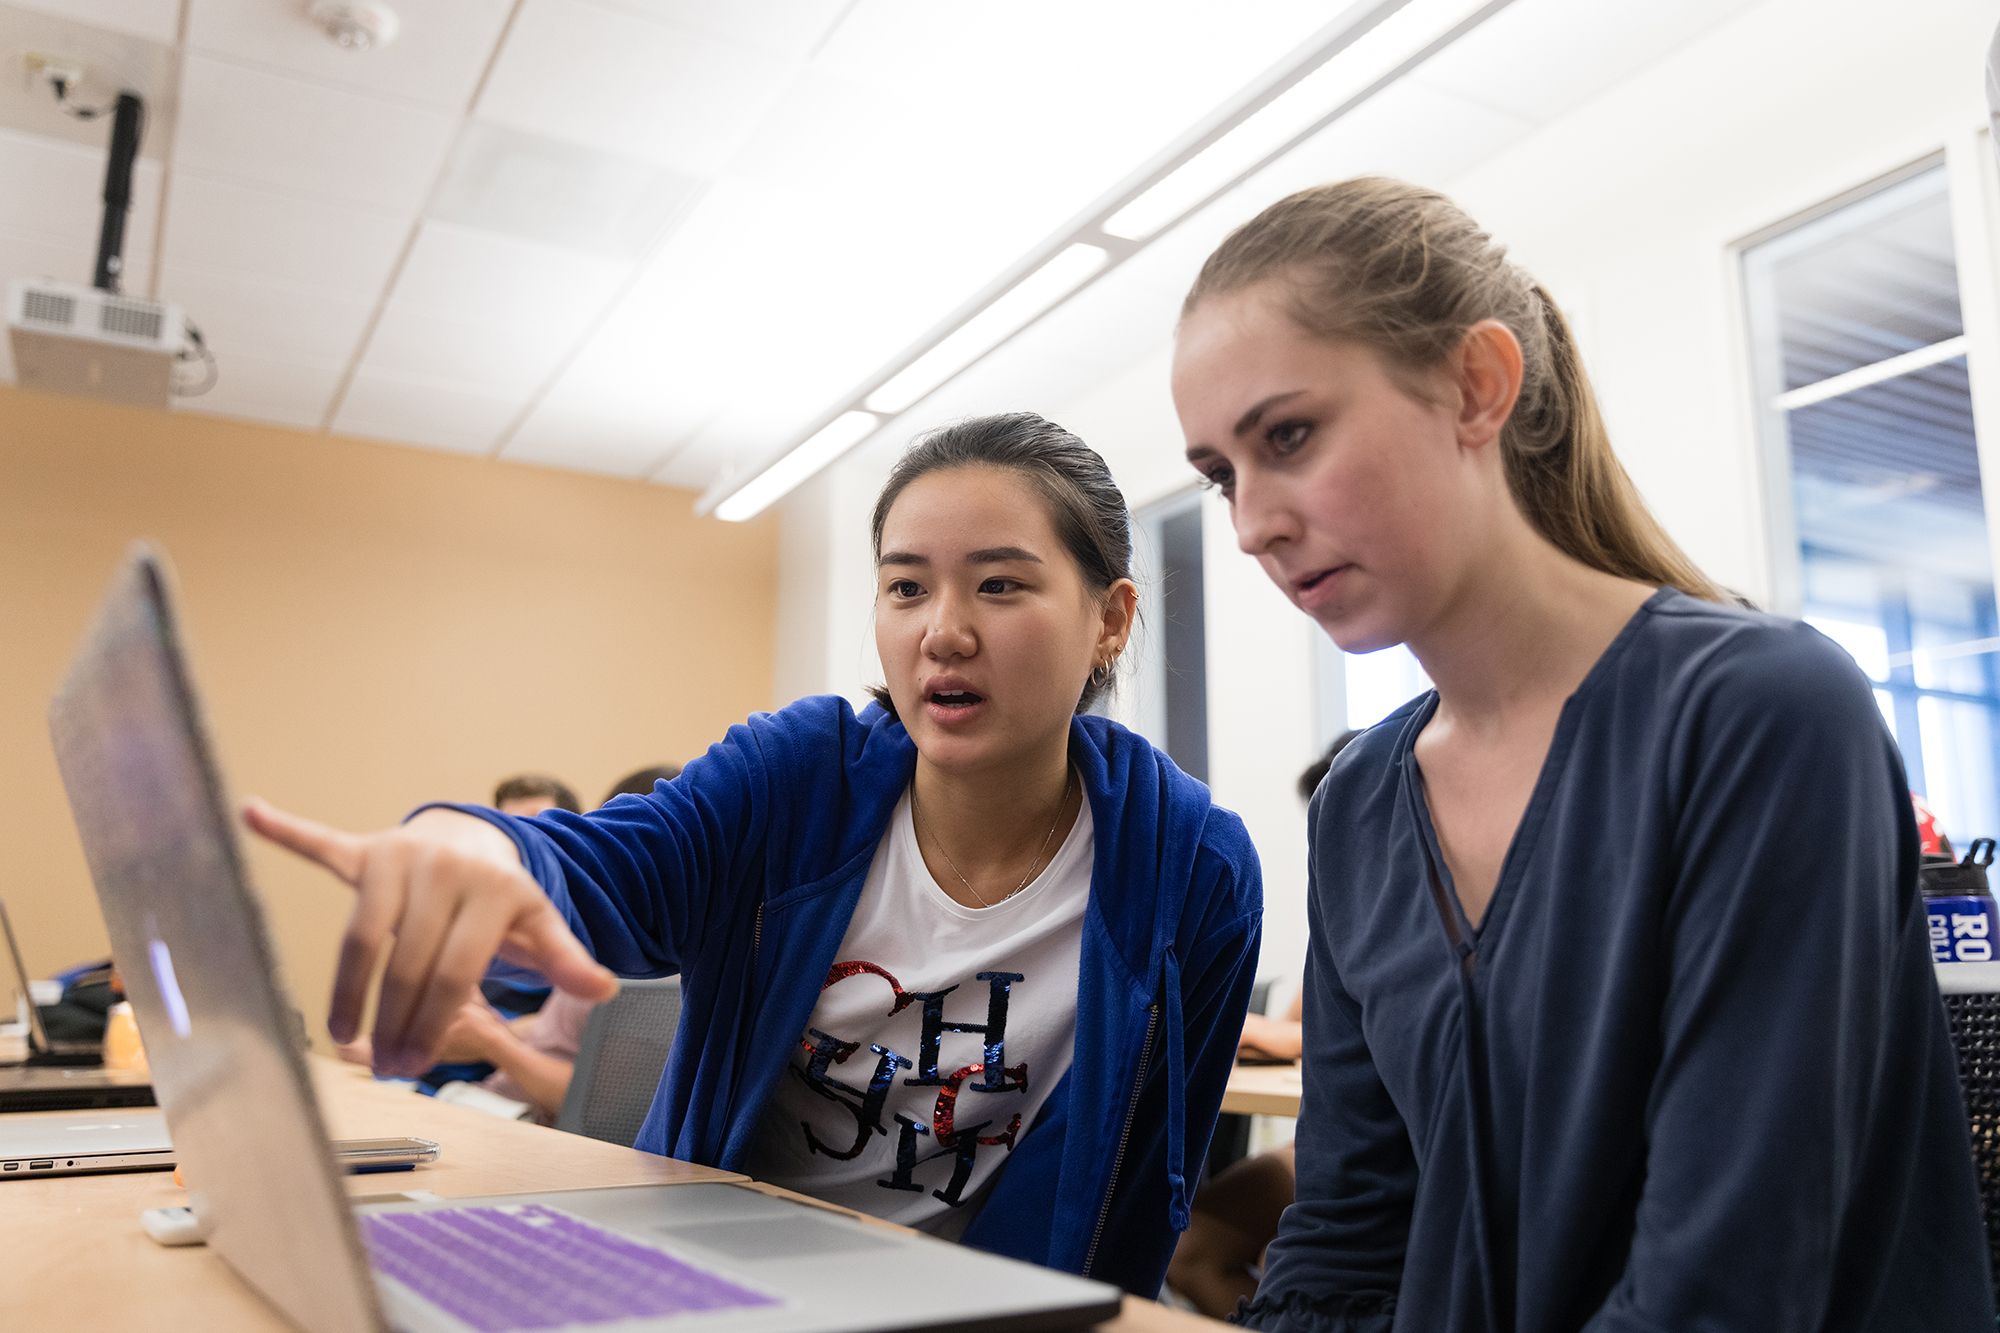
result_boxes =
[0,386,778,1046]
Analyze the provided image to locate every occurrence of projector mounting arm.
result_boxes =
[93,93,144,295]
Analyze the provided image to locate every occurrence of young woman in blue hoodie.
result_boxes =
[1171,177,1992,1329]
[247,412,1263,1296]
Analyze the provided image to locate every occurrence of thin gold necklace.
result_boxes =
[913,768,1076,908]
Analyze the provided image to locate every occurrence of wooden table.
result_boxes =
[0,1057,1221,1332]
[1219,1061,1304,1118]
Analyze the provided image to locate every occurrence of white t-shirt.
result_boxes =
[743,787,1092,1239]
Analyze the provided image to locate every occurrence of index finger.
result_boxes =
[502,902,620,1005]
[242,797,366,885]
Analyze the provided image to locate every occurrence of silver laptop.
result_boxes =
[0,1062,154,1113]
[0,1108,173,1176]
[0,897,156,1114]
[46,546,1123,1333]
[0,897,110,1065]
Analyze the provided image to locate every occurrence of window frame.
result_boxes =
[1733,129,2000,841]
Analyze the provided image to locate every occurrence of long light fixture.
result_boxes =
[710,410,884,522]
[866,244,1110,415]
[699,0,1520,522]
[1105,0,1492,241]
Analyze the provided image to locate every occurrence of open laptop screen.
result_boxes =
[47,546,385,1333]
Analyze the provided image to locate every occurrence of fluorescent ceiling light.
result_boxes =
[864,243,1110,415]
[1102,0,1490,241]
[692,0,1519,524]
[711,410,884,522]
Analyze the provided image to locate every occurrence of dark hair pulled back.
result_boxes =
[868,412,1135,718]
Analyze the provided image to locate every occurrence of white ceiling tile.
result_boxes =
[4,0,180,45]
[354,221,633,389]
[159,169,409,292]
[0,228,79,288]
[0,129,162,285]
[6,0,1770,509]
[0,229,98,289]
[360,300,576,387]
[647,454,707,490]
[0,224,154,299]
[428,121,701,260]
[590,0,848,57]
[589,0,1357,496]
[186,0,513,111]
[156,261,375,365]
[173,53,460,212]
[1407,0,1765,125]
[814,1,1331,111]
[500,405,673,477]
[332,368,528,453]
[388,220,629,334]
[724,66,937,190]
[475,0,800,175]
[520,345,708,447]
[646,431,746,491]
[830,84,1540,476]
[1238,82,1539,208]
[805,2,1017,89]
[0,8,179,158]
[170,348,348,430]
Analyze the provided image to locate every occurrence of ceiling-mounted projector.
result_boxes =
[7,277,186,408]
[4,77,213,409]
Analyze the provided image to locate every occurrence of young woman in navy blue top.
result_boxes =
[1171,177,1992,1329]
[246,413,1263,1296]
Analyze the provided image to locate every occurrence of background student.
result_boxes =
[246,413,1262,1297]
[478,773,587,1024]
[1169,731,1362,1318]
[1231,732,1362,1068]
[336,989,593,1125]
[492,774,580,817]
[1171,176,1992,1329]
[600,764,682,806]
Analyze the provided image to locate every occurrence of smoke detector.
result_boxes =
[308,1,399,51]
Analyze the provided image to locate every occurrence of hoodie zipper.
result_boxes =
[752,901,763,961]
[1082,1001,1159,1278]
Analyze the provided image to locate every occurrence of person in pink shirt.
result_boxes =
[337,989,595,1124]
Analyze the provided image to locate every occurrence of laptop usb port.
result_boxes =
[28,1160,54,1170]
[3,1162,18,1170]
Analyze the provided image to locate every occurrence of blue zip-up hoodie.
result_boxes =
[447,695,1263,1296]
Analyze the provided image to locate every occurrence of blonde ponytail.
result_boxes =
[1183,178,1725,603]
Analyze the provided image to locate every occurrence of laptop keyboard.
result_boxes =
[360,1203,781,1330]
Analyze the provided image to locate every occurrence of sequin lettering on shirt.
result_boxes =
[785,961,1033,1207]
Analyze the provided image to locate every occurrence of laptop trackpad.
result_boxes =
[656,1215,900,1261]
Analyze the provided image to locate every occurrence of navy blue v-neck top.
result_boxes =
[1240,590,1994,1332]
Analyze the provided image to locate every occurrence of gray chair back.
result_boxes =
[1937,962,2000,1297]
[554,977,680,1147]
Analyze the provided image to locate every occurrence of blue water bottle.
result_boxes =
[1924,838,1998,964]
